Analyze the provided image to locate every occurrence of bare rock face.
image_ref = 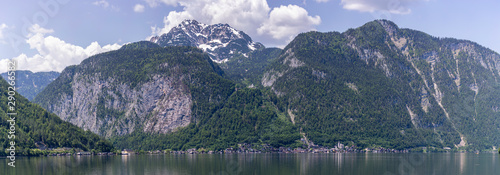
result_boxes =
[52,74,192,138]
[141,75,192,134]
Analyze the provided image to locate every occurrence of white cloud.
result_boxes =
[134,4,145,13]
[149,0,321,47]
[144,0,178,7]
[0,23,8,43]
[93,0,120,11]
[0,25,121,73]
[92,0,109,8]
[151,12,192,38]
[27,24,54,37]
[340,0,427,14]
[258,5,321,41]
[0,24,7,38]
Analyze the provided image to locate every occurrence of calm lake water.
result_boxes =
[2,153,499,175]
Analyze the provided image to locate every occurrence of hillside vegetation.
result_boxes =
[0,77,113,156]
[262,20,500,151]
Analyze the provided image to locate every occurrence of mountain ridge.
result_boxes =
[150,19,264,63]
[0,70,60,101]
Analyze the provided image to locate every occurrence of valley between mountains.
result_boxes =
[2,19,499,154]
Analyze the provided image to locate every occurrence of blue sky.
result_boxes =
[0,0,499,73]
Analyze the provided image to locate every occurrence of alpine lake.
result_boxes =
[2,152,499,175]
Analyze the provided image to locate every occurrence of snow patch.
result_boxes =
[199,44,217,51]
[211,39,222,44]
[248,43,256,51]
[230,28,241,38]
[211,58,228,64]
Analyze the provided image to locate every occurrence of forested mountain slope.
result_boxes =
[262,20,500,150]
[0,77,113,156]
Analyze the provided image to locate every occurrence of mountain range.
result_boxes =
[0,71,59,101]
[29,19,500,151]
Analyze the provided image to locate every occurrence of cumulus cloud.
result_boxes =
[258,5,321,41]
[144,0,178,7]
[149,0,321,47]
[0,23,7,37]
[0,25,121,73]
[0,23,8,43]
[27,24,54,37]
[92,0,109,8]
[151,0,270,36]
[340,0,427,14]
[134,4,145,13]
[151,11,193,37]
[93,0,119,11]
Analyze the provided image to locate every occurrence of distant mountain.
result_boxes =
[150,19,264,63]
[0,76,113,156]
[1,70,59,101]
[262,20,500,150]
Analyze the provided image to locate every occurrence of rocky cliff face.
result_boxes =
[150,19,264,63]
[52,74,191,137]
[35,45,233,138]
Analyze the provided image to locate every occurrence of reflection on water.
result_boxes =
[1,153,499,175]
[458,153,466,174]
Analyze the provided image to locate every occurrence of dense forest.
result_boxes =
[220,48,282,87]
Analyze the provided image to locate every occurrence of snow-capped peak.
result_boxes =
[150,19,264,63]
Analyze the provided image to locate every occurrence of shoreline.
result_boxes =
[2,147,497,158]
